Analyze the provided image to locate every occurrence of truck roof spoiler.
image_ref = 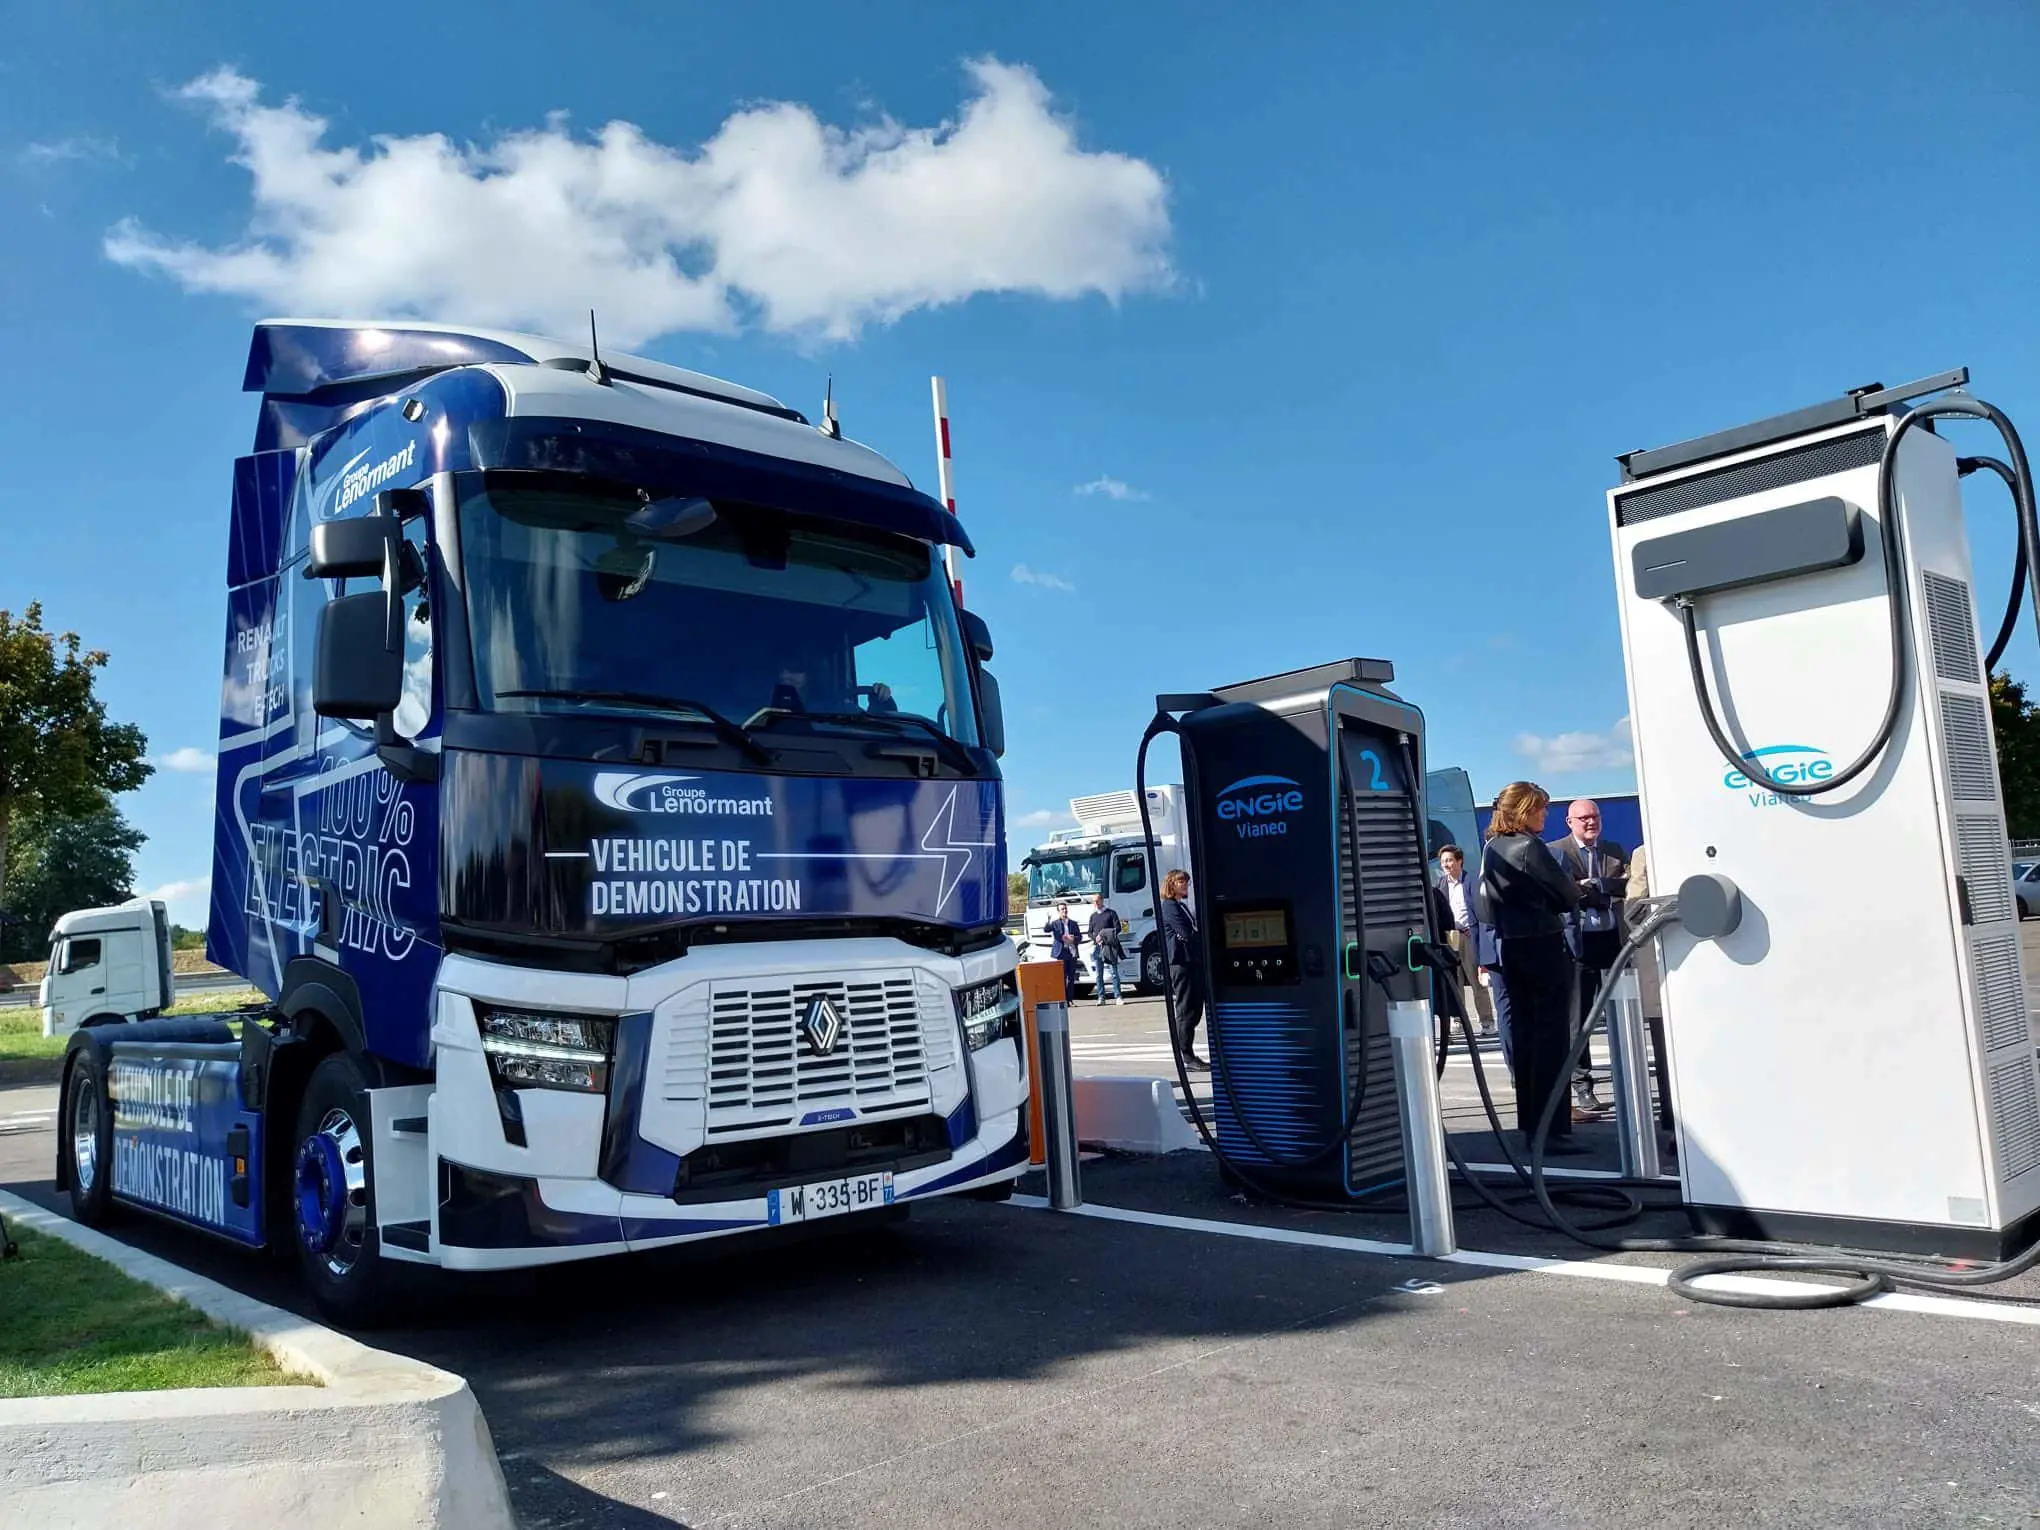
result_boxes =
[243,319,807,450]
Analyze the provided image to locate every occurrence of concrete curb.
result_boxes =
[0,1189,516,1530]
[1074,1075,1207,1154]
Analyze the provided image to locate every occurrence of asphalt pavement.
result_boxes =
[8,998,2040,1528]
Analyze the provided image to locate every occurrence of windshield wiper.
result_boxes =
[751,708,978,774]
[496,689,772,764]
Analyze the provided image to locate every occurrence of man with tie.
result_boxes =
[1547,799,1629,1123]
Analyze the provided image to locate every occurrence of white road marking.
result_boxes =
[1011,1196,2040,1328]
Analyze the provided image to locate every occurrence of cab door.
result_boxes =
[46,934,106,1034]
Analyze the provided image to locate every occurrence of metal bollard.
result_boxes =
[1605,968,1662,1181]
[1035,1000,1082,1210]
[1387,998,1455,1257]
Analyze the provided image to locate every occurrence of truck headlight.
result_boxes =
[954,976,1021,1052]
[476,1007,615,1093]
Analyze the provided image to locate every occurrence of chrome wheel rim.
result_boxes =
[71,1078,98,1193]
[1144,947,1167,990]
[295,1107,369,1277]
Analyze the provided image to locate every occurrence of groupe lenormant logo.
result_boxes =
[592,771,775,817]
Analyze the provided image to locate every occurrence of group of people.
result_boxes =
[1433,786,1668,1157]
[1044,870,1211,1072]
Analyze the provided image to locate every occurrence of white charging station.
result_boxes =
[1610,378,2040,1258]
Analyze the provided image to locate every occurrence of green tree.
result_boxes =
[0,807,145,962]
[1992,672,2040,840]
[0,603,152,910]
[1008,871,1027,917]
[169,924,207,951]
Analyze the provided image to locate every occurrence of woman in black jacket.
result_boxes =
[1479,782,1587,1154]
[1158,869,1209,1071]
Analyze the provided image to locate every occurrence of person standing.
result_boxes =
[1087,893,1126,1005]
[1547,799,1629,1122]
[1158,869,1209,1071]
[1045,901,1085,1001]
[1433,845,1496,1037]
[1477,782,1587,1154]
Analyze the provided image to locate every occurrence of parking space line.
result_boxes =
[1010,1195,2040,1328]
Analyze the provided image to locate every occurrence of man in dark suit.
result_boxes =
[1044,901,1085,1001]
[1547,799,1629,1122]
[1432,845,1496,1038]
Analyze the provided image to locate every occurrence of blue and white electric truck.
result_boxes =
[57,320,1028,1317]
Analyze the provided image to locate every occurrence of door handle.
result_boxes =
[90,987,105,995]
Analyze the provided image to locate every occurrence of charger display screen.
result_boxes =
[1214,900,1300,986]
[1223,909,1288,948]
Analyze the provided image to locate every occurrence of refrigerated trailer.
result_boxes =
[58,320,1029,1318]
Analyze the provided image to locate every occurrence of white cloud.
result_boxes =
[106,61,1173,346]
[1514,716,1633,775]
[159,746,215,773]
[1011,563,1076,593]
[144,876,212,925]
[20,136,120,166]
[1074,475,1150,501]
[1011,808,1065,829]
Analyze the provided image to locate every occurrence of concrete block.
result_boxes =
[1073,1075,1207,1154]
[0,1190,514,1530]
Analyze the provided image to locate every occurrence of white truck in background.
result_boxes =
[37,898,176,1038]
[1016,787,1189,996]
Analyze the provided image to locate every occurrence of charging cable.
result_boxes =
[1679,391,2039,798]
[1522,882,2040,1309]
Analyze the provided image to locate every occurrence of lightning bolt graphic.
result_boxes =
[920,785,999,913]
[754,784,998,914]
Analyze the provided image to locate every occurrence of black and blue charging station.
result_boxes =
[1144,658,1435,1203]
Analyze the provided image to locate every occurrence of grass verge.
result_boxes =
[0,996,263,1064]
[0,1225,298,1397]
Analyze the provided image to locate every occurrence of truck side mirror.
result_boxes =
[307,516,397,580]
[959,609,994,664]
[977,668,1006,759]
[313,591,403,719]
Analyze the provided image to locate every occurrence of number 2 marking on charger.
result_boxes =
[1358,750,1388,791]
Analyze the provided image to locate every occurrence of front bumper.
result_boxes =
[422,938,1028,1270]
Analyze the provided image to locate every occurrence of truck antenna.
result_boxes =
[821,374,840,439]
[587,309,610,386]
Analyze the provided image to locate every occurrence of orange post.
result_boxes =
[1016,960,1066,1166]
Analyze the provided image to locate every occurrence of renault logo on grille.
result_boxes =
[800,995,845,1057]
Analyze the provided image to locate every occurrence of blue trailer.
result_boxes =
[58,321,1028,1318]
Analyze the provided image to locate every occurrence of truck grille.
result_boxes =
[704,976,935,1135]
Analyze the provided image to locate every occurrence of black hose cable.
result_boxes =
[1962,454,2028,670]
[1523,908,2040,1309]
[1680,395,2039,798]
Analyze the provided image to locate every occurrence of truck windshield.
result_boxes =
[1028,855,1105,903]
[456,472,980,749]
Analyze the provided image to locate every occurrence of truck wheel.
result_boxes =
[64,1051,115,1226]
[292,1053,396,1324]
[1139,939,1167,996]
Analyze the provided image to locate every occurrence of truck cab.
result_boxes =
[38,898,173,1038]
[57,321,1027,1318]
[1018,787,1187,994]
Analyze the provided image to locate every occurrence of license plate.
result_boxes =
[767,1170,895,1226]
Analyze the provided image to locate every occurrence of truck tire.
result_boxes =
[291,1052,397,1324]
[63,1051,115,1226]
[1139,938,1167,996]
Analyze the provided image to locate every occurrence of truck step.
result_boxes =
[391,1116,428,1137]
[381,1221,430,1251]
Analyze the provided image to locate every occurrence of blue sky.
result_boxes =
[2,3,2036,927]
